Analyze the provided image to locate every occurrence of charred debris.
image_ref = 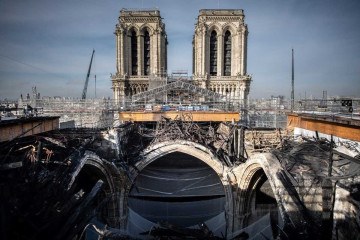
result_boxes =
[0,118,245,240]
[0,128,117,240]
[1,116,359,239]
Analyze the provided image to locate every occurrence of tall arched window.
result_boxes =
[224,30,231,76]
[210,31,217,76]
[143,30,150,76]
[131,30,138,75]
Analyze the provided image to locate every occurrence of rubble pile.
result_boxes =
[271,137,360,240]
[0,130,118,240]
[1,118,359,239]
[148,115,239,166]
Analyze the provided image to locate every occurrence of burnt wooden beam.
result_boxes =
[55,180,104,240]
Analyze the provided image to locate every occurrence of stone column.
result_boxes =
[241,27,246,75]
[116,30,120,73]
[160,31,165,75]
[244,26,248,75]
[217,33,223,76]
[239,85,245,104]
[138,34,143,76]
[235,84,240,99]
[202,30,207,76]
[161,33,165,75]
[231,34,236,76]
[244,83,250,108]
[150,32,154,75]
[120,29,125,75]
[119,87,122,101]
[113,85,117,101]
[193,35,197,76]
[153,29,161,75]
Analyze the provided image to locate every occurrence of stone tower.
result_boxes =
[111,9,167,102]
[192,9,251,104]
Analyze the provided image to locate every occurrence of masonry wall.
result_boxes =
[192,9,251,103]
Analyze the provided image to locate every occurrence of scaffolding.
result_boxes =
[131,80,226,103]
[3,92,359,130]
[148,74,167,90]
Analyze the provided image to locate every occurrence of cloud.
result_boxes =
[1,0,359,100]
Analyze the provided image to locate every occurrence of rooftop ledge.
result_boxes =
[120,8,160,16]
[287,112,360,127]
[199,9,244,15]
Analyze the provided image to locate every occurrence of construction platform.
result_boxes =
[118,111,240,122]
[287,113,360,142]
[0,116,60,142]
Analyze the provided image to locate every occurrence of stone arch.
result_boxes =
[231,153,306,234]
[222,23,237,36]
[141,27,151,76]
[128,27,138,76]
[82,154,121,194]
[207,23,222,36]
[236,163,268,227]
[137,140,228,177]
[139,24,155,35]
[126,25,139,36]
[68,151,127,228]
[125,140,234,234]
[209,30,218,76]
[223,29,232,76]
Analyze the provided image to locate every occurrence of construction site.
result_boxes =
[1,77,360,240]
[1,7,360,240]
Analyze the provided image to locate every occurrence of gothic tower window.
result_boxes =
[113,10,167,102]
[143,30,150,75]
[210,30,217,76]
[131,30,138,75]
[224,30,231,76]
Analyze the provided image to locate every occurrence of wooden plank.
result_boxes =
[0,117,60,142]
[55,180,104,240]
[119,111,240,122]
[287,114,360,142]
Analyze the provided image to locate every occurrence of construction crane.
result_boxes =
[81,49,95,100]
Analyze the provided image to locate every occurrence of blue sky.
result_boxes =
[0,0,359,100]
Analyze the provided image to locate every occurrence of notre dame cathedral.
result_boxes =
[111,9,251,104]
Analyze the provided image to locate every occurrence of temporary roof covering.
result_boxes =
[128,152,226,236]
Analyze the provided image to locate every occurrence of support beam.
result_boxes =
[119,111,239,122]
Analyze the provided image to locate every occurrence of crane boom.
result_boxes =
[81,49,95,100]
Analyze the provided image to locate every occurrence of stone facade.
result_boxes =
[111,9,168,103]
[193,9,252,104]
[111,9,251,106]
